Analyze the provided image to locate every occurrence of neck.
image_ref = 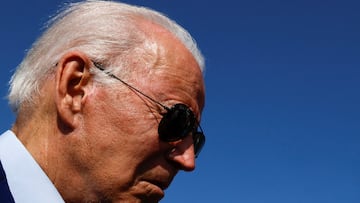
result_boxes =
[12,104,58,174]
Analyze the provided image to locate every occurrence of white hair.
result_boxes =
[8,0,204,113]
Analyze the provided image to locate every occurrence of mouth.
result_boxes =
[133,179,168,201]
[135,171,176,200]
[147,179,170,191]
[141,178,170,192]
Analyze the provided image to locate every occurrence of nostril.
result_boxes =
[166,143,196,171]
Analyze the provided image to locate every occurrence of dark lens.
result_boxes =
[193,132,205,157]
[158,104,195,142]
[158,103,205,158]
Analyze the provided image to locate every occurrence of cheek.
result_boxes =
[77,90,165,190]
[84,98,158,161]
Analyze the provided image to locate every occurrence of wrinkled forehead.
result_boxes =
[136,21,205,113]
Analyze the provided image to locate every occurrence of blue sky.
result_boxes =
[1,0,359,203]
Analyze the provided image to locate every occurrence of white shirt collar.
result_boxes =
[0,130,64,203]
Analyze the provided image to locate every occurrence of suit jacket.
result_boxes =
[0,161,15,203]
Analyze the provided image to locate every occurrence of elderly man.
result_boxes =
[0,1,206,202]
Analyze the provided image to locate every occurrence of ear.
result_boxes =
[55,51,92,130]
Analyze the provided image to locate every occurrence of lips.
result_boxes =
[150,179,170,190]
[142,178,170,191]
[137,167,177,198]
[131,179,167,202]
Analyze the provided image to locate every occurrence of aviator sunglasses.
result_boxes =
[92,62,205,158]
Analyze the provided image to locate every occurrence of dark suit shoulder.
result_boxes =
[0,161,15,203]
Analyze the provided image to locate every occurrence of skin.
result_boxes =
[12,18,205,203]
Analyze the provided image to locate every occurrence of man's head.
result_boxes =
[9,1,205,202]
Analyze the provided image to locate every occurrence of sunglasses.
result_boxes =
[92,62,205,158]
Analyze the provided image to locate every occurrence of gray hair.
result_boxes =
[8,0,204,113]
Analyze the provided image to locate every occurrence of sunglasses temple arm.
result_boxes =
[92,61,170,111]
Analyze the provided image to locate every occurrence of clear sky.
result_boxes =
[1,0,359,203]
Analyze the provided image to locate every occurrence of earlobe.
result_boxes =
[55,52,91,129]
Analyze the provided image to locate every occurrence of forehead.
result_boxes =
[134,18,205,113]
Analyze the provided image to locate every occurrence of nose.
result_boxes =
[167,135,196,171]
